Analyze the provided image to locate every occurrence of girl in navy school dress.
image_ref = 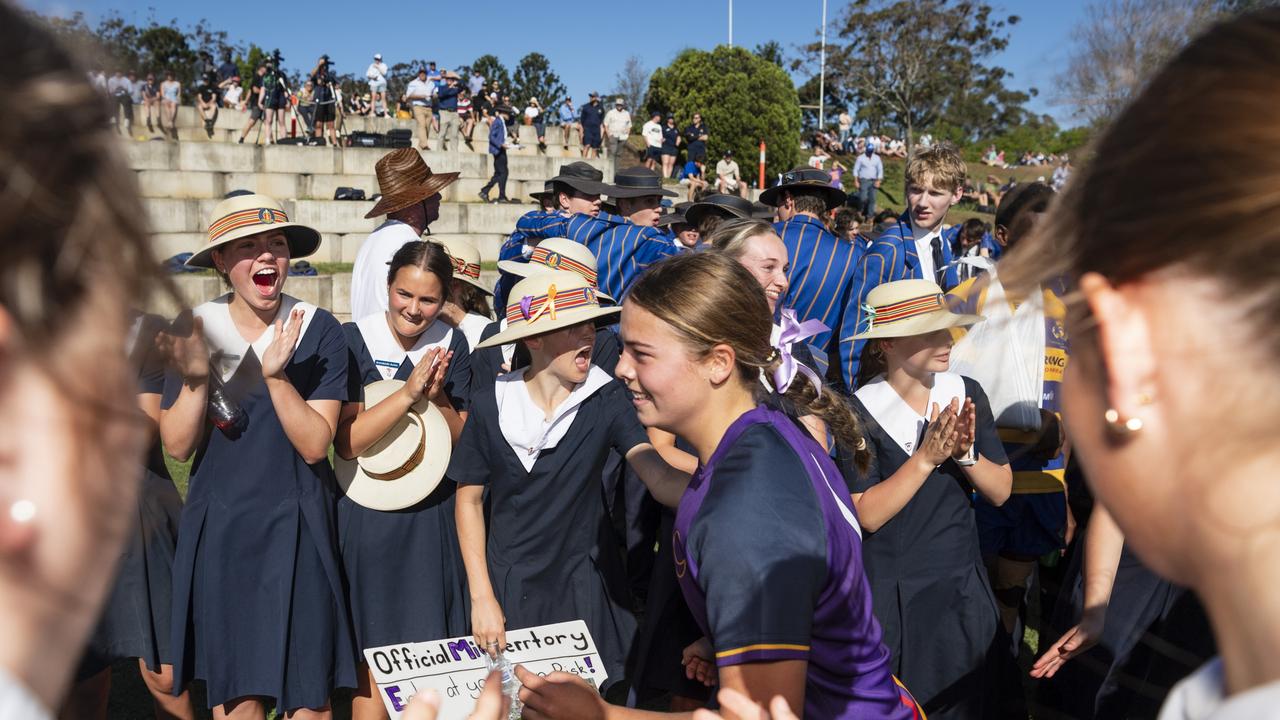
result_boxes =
[449,271,689,686]
[159,194,356,719]
[519,251,922,719]
[843,278,1014,720]
[65,313,195,720]
[335,240,470,720]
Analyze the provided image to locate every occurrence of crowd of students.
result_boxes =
[8,4,1280,720]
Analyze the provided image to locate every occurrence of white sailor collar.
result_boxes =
[355,311,454,381]
[494,364,613,472]
[1159,657,1280,720]
[195,294,318,382]
[854,371,965,455]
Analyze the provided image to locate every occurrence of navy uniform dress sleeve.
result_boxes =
[964,376,1008,466]
[443,329,473,412]
[603,381,649,455]
[342,322,370,404]
[448,390,495,486]
[689,425,828,666]
[304,311,351,402]
[592,328,621,377]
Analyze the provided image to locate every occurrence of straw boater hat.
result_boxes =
[429,236,491,295]
[334,379,452,511]
[364,148,461,219]
[496,237,613,301]
[476,271,619,349]
[759,166,848,210]
[848,279,983,341]
[187,193,321,269]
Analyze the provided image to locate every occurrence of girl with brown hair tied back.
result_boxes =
[997,8,1280,718]
[518,252,924,719]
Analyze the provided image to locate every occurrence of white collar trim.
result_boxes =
[355,311,454,381]
[195,294,317,382]
[854,371,965,455]
[494,365,612,472]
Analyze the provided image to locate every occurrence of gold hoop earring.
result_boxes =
[1104,408,1143,437]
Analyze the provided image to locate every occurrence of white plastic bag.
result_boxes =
[949,262,1044,431]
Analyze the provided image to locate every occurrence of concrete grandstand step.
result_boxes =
[124,142,608,183]
[135,169,554,203]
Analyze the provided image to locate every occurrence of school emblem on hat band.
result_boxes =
[208,207,289,243]
[448,254,482,281]
[508,284,597,324]
[528,247,598,288]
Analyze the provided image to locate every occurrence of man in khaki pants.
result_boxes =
[437,71,462,151]
[403,67,436,150]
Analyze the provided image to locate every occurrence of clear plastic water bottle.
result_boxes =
[486,652,522,719]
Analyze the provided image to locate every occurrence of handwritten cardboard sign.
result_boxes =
[364,620,608,719]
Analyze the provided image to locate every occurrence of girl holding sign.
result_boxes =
[335,240,471,720]
[159,194,356,718]
[450,271,689,686]
[843,278,1013,719]
[518,252,921,719]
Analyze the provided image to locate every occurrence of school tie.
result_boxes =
[930,236,946,286]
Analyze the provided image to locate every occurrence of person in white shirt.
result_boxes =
[715,150,746,197]
[351,149,461,320]
[641,112,663,171]
[602,97,632,160]
[402,68,437,150]
[366,53,388,117]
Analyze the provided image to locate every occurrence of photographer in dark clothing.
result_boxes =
[310,55,338,145]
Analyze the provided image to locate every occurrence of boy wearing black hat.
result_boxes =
[760,167,859,388]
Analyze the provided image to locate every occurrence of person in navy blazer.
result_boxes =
[841,143,968,389]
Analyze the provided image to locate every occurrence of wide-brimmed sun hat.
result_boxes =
[684,193,754,228]
[759,166,848,210]
[848,279,984,341]
[429,236,491,295]
[548,161,610,197]
[364,148,461,219]
[476,271,619,349]
[497,237,613,301]
[608,167,677,199]
[334,379,452,511]
[187,193,321,269]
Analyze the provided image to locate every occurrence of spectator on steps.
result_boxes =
[468,68,485,96]
[128,70,146,132]
[195,72,220,139]
[661,115,681,179]
[479,105,516,204]
[159,71,180,140]
[558,97,579,148]
[141,72,160,133]
[237,65,266,144]
[525,97,547,153]
[580,92,604,159]
[458,89,475,147]
[107,69,134,136]
[715,150,747,198]
[351,148,461,320]
[642,112,663,171]
[603,97,632,160]
[366,52,388,117]
[309,55,338,146]
[404,67,436,150]
[437,71,462,151]
[295,80,316,135]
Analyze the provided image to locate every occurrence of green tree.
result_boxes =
[511,52,567,110]
[646,45,801,180]
[754,40,786,68]
[471,54,511,93]
[803,0,1030,149]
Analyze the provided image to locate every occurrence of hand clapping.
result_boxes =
[261,308,304,379]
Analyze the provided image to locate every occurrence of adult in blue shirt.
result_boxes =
[495,162,610,309]
[517,166,678,299]
[436,71,462,151]
[478,105,516,203]
[760,167,860,389]
[853,143,885,217]
[557,97,578,147]
[580,92,604,158]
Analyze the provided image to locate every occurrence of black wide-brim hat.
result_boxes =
[548,161,610,196]
[529,179,556,204]
[759,167,848,210]
[607,167,677,199]
[685,193,755,227]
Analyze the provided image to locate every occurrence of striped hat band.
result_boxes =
[528,246,598,288]
[504,284,599,325]
[448,255,482,281]
[208,207,290,244]
[863,293,946,331]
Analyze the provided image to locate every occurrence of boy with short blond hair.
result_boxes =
[839,142,967,388]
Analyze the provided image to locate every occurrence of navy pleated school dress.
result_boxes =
[165,295,357,712]
[446,367,646,684]
[79,313,183,678]
[338,313,470,652]
[843,373,1010,720]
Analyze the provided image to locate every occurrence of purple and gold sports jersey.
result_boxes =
[673,404,921,720]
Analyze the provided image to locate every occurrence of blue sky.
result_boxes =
[21,0,1086,127]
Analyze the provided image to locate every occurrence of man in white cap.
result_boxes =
[602,97,632,160]
[366,53,388,117]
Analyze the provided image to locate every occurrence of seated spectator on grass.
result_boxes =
[715,150,747,198]
[808,145,829,170]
